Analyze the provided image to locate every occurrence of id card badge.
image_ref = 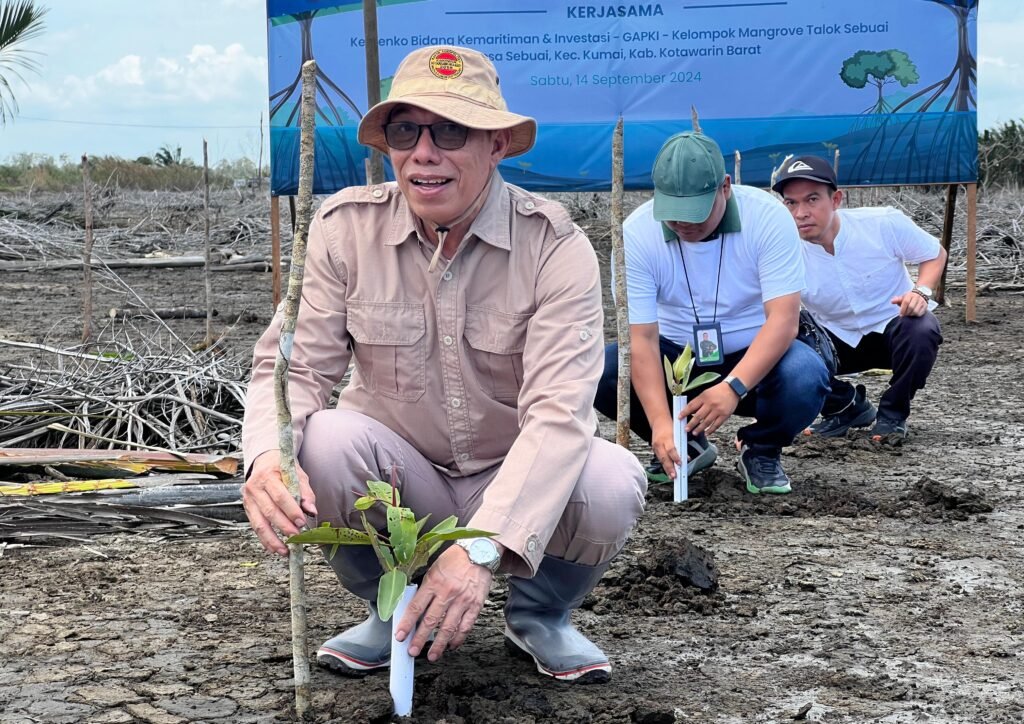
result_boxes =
[693,322,724,367]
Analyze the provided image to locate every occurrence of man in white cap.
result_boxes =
[240,46,646,684]
[773,155,946,440]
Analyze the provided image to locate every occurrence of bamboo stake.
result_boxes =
[966,183,977,322]
[81,154,94,344]
[690,105,702,134]
[610,117,630,448]
[832,148,840,175]
[733,150,741,185]
[275,59,317,721]
[936,184,958,305]
[203,139,213,345]
[271,196,282,308]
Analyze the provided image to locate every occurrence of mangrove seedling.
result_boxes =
[664,343,721,396]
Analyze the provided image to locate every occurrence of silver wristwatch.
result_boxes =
[912,284,933,300]
[455,537,501,573]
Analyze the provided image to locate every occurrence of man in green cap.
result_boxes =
[595,131,829,494]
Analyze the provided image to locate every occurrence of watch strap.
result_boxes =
[725,374,747,399]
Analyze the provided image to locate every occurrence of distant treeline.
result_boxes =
[2,122,1021,192]
[0,149,266,192]
[979,120,1024,190]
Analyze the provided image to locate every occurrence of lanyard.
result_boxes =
[676,235,726,325]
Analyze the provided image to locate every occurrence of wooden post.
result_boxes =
[271,196,282,309]
[202,139,213,345]
[966,183,977,322]
[81,154,94,344]
[363,0,385,185]
[936,184,958,305]
[257,112,264,193]
[733,150,741,185]
[276,59,319,720]
[832,148,840,175]
[610,117,631,448]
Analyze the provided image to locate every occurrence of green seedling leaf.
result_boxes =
[286,523,373,547]
[354,495,375,511]
[388,506,418,565]
[376,569,409,622]
[361,512,396,571]
[684,371,721,392]
[424,515,458,537]
[366,479,398,505]
[663,355,675,388]
[674,344,693,382]
[417,527,496,552]
[414,514,431,535]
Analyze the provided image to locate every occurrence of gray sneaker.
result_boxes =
[870,413,908,441]
[736,444,792,495]
[808,384,877,437]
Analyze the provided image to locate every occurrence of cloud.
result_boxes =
[26,44,266,113]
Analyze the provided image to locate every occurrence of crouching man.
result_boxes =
[774,156,945,440]
[240,46,646,683]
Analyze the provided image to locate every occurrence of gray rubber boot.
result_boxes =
[504,555,612,684]
[316,546,391,676]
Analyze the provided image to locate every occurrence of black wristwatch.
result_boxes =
[724,374,748,400]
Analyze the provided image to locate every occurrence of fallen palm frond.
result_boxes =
[0,327,247,453]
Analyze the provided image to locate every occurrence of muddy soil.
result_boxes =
[1,192,1022,723]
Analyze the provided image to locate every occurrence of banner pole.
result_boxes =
[363,0,385,185]
[936,184,958,306]
[611,117,631,448]
[271,195,282,309]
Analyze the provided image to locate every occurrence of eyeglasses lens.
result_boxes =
[383,122,469,150]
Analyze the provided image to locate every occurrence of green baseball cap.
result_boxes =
[652,132,726,223]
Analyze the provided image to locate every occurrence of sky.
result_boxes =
[0,0,1021,166]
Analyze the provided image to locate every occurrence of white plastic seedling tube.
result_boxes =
[390,583,418,717]
[673,395,688,502]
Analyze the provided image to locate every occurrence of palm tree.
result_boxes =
[0,0,47,126]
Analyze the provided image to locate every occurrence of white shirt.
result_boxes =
[619,185,805,354]
[801,206,941,347]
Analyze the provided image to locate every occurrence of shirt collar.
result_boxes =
[386,170,510,252]
[662,192,742,242]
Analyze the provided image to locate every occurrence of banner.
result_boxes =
[267,0,978,195]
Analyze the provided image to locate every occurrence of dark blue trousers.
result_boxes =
[595,337,829,456]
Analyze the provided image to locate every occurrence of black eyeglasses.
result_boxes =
[382,121,470,151]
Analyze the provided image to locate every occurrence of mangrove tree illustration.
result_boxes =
[840,49,919,114]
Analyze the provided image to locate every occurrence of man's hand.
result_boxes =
[891,291,928,318]
[651,424,683,481]
[240,450,317,557]
[394,543,496,662]
[683,382,741,437]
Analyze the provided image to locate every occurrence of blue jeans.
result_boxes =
[595,337,829,457]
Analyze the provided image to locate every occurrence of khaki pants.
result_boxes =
[298,409,646,578]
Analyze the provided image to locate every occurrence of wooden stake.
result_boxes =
[202,139,213,345]
[832,148,840,175]
[733,150,741,185]
[936,184,958,305]
[363,0,385,185]
[81,154,94,344]
[690,105,702,134]
[610,117,631,448]
[271,195,282,309]
[966,183,977,322]
[275,59,318,720]
[257,112,264,194]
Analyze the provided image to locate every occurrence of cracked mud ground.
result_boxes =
[1,260,1022,723]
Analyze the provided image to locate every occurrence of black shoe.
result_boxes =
[808,384,877,437]
[870,413,908,440]
[736,444,791,495]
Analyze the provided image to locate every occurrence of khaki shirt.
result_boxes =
[243,172,604,576]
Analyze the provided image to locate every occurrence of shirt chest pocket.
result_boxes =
[464,306,531,402]
[346,300,426,402]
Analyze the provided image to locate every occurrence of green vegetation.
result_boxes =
[979,120,1024,189]
[0,0,47,126]
[0,152,265,192]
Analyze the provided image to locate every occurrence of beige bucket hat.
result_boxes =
[357,46,537,158]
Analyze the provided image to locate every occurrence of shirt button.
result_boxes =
[443,335,454,346]
[458,452,469,462]
[524,201,535,210]
[451,397,462,408]
[371,188,383,198]
[442,271,453,281]
[579,330,590,341]
[526,538,537,553]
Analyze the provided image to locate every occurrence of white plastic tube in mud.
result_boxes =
[673,395,688,502]
[390,583,418,717]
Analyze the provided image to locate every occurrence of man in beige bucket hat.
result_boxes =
[241,46,646,684]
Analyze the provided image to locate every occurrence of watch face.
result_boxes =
[469,539,496,563]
